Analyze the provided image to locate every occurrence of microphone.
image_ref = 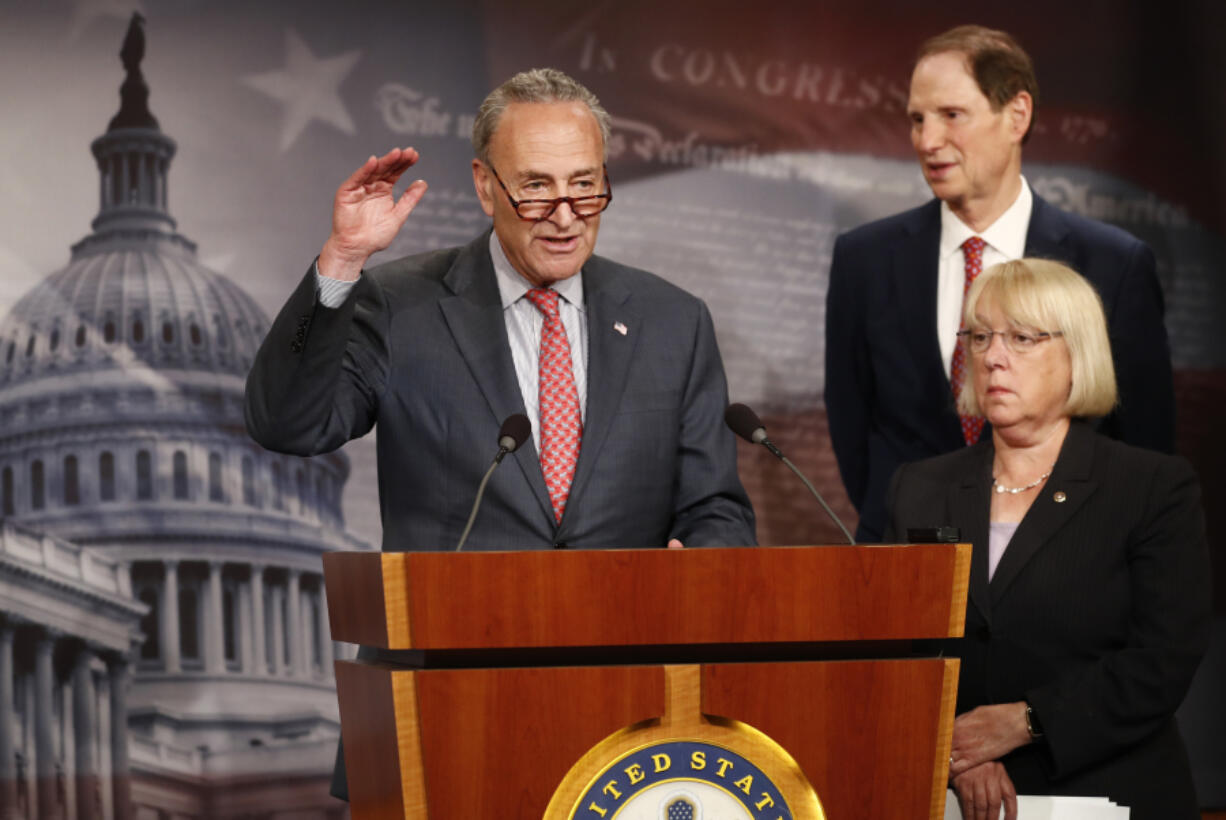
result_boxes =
[725,403,855,545]
[455,413,532,551]
[495,413,532,458]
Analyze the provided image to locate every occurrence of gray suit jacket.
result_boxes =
[245,231,756,550]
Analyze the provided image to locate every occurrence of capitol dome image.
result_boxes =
[0,14,361,820]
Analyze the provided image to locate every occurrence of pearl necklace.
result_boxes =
[992,468,1052,494]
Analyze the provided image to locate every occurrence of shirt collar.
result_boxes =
[939,176,1033,259]
[489,232,585,311]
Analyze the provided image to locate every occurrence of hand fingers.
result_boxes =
[667,539,685,549]
[949,747,976,777]
[985,771,1003,820]
[953,768,994,820]
[341,148,420,192]
[951,715,976,749]
[951,753,988,777]
[950,730,992,772]
[954,773,975,820]
[955,781,974,820]
[374,146,420,180]
[392,179,429,222]
[339,153,381,192]
[970,775,988,820]
[977,776,993,820]
[956,793,972,820]
[1002,769,1018,820]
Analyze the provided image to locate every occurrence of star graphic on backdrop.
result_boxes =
[66,0,144,42]
[241,29,361,152]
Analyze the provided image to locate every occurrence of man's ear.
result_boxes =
[472,158,495,217]
[1007,91,1033,142]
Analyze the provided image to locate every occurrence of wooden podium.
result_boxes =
[323,544,970,819]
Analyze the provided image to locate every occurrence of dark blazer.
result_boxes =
[825,191,1175,541]
[245,231,756,551]
[884,422,1211,819]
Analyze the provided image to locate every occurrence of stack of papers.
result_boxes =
[945,789,1129,818]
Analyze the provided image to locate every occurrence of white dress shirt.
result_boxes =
[936,178,1033,378]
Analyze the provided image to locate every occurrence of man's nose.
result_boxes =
[548,199,577,227]
[915,118,945,153]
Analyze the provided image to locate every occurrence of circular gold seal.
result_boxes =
[545,666,825,820]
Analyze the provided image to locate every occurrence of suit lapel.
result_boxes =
[897,201,946,391]
[900,201,967,449]
[562,260,638,523]
[1023,191,1073,261]
[989,422,1098,605]
[438,234,555,523]
[952,442,995,626]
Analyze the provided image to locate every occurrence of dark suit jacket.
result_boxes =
[826,191,1175,541]
[245,231,756,551]
[884,422,1211,819]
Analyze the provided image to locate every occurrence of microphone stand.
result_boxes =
[456,447,511,552]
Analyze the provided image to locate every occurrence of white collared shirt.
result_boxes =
[936,178,1033,378]
[314,234,589,453]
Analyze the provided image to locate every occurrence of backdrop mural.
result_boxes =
[0,1,1222,817]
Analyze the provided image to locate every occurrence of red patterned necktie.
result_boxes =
[951,236,986,445]
[524,288,583,522]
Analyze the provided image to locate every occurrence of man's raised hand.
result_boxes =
[319,148,429,282]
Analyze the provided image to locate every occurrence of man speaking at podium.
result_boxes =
[245,67,755,554]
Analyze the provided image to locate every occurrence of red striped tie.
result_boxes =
[525,288,583,522]
[951,237,986,445]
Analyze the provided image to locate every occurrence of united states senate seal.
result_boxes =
[569,740,792,820]
[543,666,825,820]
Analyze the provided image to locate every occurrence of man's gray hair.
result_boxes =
[472,68,611,164]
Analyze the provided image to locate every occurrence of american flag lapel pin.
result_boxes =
[613,321,628,336]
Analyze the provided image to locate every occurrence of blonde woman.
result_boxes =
[885,259,1210,820]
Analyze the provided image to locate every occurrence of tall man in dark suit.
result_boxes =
[825,25,1174,541]
[246,67,754,552]
[246,67,755,801]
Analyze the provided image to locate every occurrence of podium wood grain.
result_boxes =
[336,663,665,818]
[323,545,970,650]
[703,658,961,819]
[325,544,971,818]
